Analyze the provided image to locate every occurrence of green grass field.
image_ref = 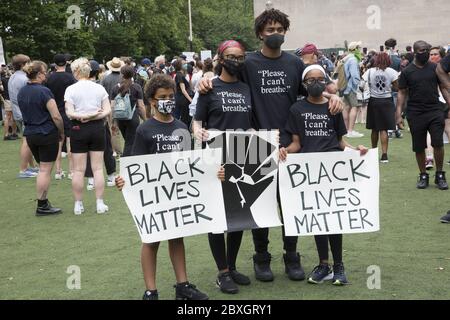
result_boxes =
[1,124,449,300]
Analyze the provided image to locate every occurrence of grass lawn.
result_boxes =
[0,124,449,300]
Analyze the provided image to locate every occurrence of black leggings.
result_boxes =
[85,123,116,177]
[314,234,343,263]
[208,231,244,271]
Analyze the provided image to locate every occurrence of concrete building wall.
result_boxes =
[253,0,450,51]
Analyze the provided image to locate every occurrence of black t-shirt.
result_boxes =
[46,72,76,112]
[398,62,441,114]
[1,75,9,100]
[241,51,306,131]
[194,78,252,131]
[132,118,190,155]
[17,83,56,136]
[286,100,347,153]
[441,54,450,73]
[175,72,192,98]
[111,83,143,109]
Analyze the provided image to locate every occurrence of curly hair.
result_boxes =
[144,74,175,103]
[254,9,290,38]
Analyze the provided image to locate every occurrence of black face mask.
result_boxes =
[222,59,244,76]
[264,33,285,50]
[304,80,326,98]
[415,52,430,65]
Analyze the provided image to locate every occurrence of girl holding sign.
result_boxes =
[279,65,368,285]
[193,40,253,295]
[116,74,224,300]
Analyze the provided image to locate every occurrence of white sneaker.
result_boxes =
[97,203,109,214]
[346,131,364,138]
[106,175,116,187]
[55,171,66,180]
[87,178,95,191]
[68,172,73,180]
[74,201,85,215]
[61,152,67,158]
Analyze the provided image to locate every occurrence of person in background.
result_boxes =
[173,58,193,126]
[342,41,364,138]
[65,58,111,215]
[46,54,76,180]
[362,52,399,163]
[396,41,450,190]
[85,60,117,191]
[8,54,38,178]
[18,61,64,216]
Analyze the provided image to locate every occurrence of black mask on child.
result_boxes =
[222,59,244,76]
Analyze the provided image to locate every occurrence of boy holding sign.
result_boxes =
[116,74,224,300]
[279,65,368,285]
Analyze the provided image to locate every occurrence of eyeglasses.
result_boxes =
[224,55,246,63]
[304,78,326,85]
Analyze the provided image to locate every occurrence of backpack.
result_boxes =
[113,88,135,120]
[335,60,348,95]
[389,54,402,72]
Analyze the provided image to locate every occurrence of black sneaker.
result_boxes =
[174,282,208,300]
[283,252,305,281]
[229,269,251,285]
[142,290,158,300]
[435,171,449,190]
[332,262,349,286]
[253,252,274,282]
[380,153,389,163]
[416,173,429,189]
[216,272,239,294]
[307,264,333,284]
[36,201,62,216]
[440,211,450,223]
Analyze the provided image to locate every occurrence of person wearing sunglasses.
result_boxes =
[193,40,253,295]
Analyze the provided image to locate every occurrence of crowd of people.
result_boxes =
[0,7,449,300]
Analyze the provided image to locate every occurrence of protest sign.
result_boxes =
[279,149,380,236]
[206,130,282,232]
[120,149,227,243]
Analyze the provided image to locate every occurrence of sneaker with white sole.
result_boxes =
[307,264,333,284]
[346,131,364,138]
[74,201,85,215]
[61,152,67,158]
[106,175,116,187]
[97,203,109,214]
[68,172,73,180]
[86,178,95,191]
[55,171,66,180]
[18,169,38,179]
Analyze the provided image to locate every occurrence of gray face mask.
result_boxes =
[264,33,285,49]
[157,99,175,114]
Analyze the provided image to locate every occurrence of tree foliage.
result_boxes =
[0,0,259,64]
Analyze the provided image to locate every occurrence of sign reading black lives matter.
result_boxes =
[279,149,380,236]
[120,149,227,243]
[206,130,282,232]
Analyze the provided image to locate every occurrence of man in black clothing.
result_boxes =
[437,53,450,223]
[397,41,450,190]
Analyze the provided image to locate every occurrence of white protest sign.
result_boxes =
[200,50,212,61]
[0,37,5,65]
[279,149,380,236]
[182,52,196,62]
[120,149,227,243]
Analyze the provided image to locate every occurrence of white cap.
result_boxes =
[302,64,326,81]
[348,41,362,51]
